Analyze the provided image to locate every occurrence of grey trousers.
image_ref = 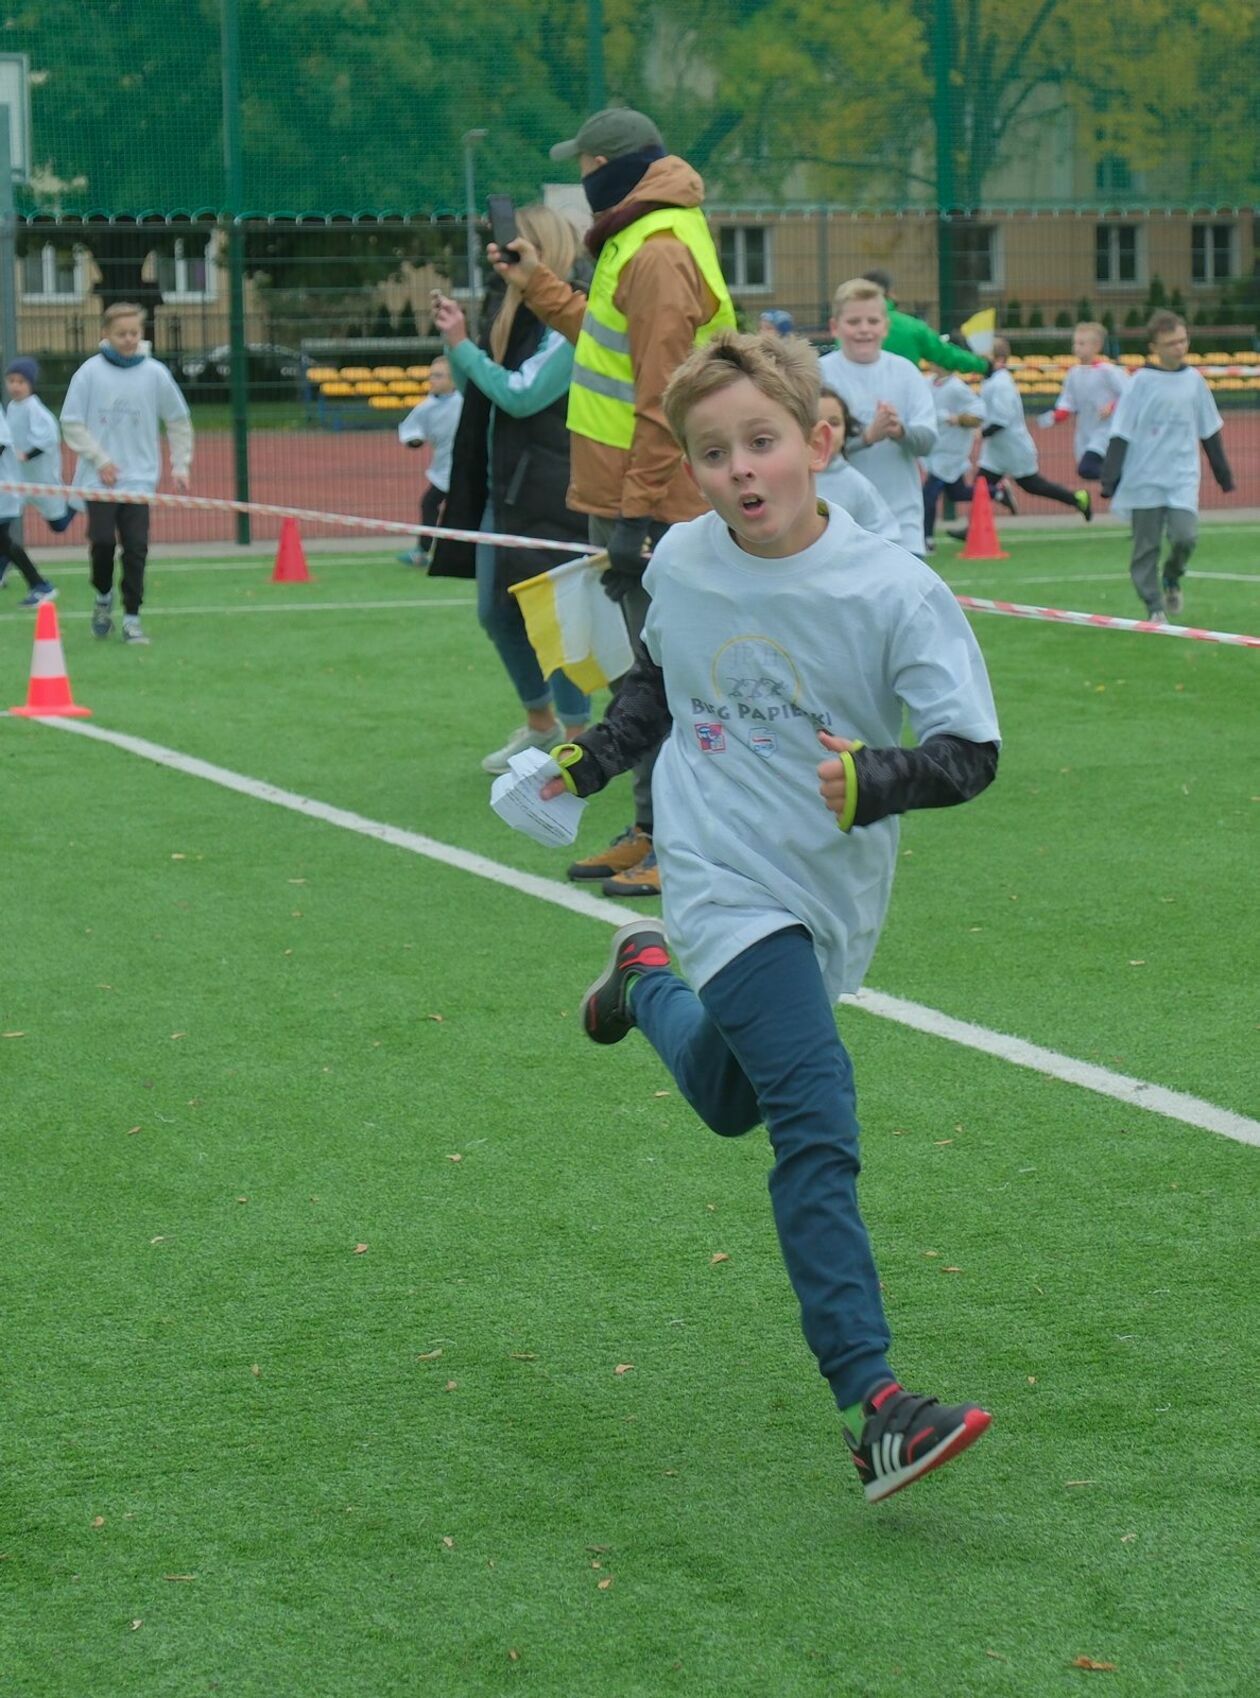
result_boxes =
[1130,507,1198,614]
[588,514,664,833]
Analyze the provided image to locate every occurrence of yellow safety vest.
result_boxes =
[568,206,736,450]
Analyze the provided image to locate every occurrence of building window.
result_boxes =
[1095,154,1133,195]
[21,242,83,302]
[718,226,770,292]
[156,238,216,303]
[1095,223,1141,286]
[954,223,1001,290]
[1191,222,1236,284]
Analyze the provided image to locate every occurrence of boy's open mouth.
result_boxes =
[739,493,766,516]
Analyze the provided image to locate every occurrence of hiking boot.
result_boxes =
[480,724,560,776]
[1163,579,1184,615]
[122,614,150,645]
[602,849,660,898]
[1074,489,1093,522]
[567,826,651,883]
[91,592,114,639]
[580,920,671,1045]
[992,481,1018,514]
[844,1382,992,1504]
[19,583,57,607]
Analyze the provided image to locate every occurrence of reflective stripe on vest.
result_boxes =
[568,205,737,451]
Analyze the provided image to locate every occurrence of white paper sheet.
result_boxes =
[489,746,586,847]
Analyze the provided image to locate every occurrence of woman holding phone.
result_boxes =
[429,204,591,774]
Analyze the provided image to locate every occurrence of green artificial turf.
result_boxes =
[1,528,1258,1696]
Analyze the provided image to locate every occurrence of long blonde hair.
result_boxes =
[489,204,579,364]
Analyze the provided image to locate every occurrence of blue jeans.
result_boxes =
[922,472,973,540]
[632,926,893,1409]
[476,503,590,724]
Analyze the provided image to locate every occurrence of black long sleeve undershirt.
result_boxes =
[561,650,998,825]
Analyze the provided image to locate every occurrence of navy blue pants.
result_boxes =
[632,926,892,1409]
[922,473,973,540]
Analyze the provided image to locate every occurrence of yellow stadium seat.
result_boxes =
[320,381,355,397]
[340,366,372,381]
[369,394,409,409]
[373,366,406,379]
[305,368,339,383]
[406,365,431,379]
[388,378,420,393]
[355,380,387,395]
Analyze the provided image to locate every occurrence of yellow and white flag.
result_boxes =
[508,551,633,693]
[960,308,996,357]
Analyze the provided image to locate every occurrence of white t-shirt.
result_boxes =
[642,506,1000,1001]
[398,390,463,493]
[61,352,191,495]
[815,459,900,542]
[818,349,937,554]
[6,394,66,519]
[978,368,1037,479]
[925,374,982,484]
[1106,366,1223,516]
[1048,361,1128,461]
[0,410,20,521]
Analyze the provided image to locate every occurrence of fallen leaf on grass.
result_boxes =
[426,1013,445,1023]
[2,1031,26,1039]
[509,1352,537,1361]
[1128,960,1146,968]
[922,1250,940,1258]
[1027,1376,1038,1385]
[446,1153,463,1163]
[169,1032,187,1041]
[934,1138,954,1146]
[597,1576,614,1590]
[444,1380,458,1391]
[416,1348,443,1361]
[1120,1533,1136,1544]
[586,1545,610,1554]
[250,1364,261,1377]
[984,1650,1008,1663]
[163,1574,196,1582]
[127,1126,142,1136]
[441,1536,455,1549]
[1070,1657,1117,1672]
[130,1619,143,1630]
[591,1559,602,1569]
[92,1517,105,1528]
[507,1649,520,1662]
[1065,1480,1097,1488]
[353,1243,369,1255]
[652,1090,671,1098]
[709,1252,730,1265]
[614,1364,634,1375]
[149,1237,167,1246]
[941,1266,964,1274]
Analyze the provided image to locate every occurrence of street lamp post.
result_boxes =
[462,127,489,335]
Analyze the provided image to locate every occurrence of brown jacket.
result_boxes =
[523,156,722,523]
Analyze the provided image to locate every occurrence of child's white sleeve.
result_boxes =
[398,399,430,444]
[1194,375,1224,439]
[1108,376,1143,440]
[28,402,60,453]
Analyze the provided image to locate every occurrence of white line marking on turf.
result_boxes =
[949,569,1260,590]
[0,598,473,624]
[28,716,1260,1150]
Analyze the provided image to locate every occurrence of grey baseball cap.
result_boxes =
[549,106,664,163]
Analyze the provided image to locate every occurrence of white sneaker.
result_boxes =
[122,614,150,645]
[480,724,559,775]
[1145,610,1169,626]
[91,592,114,638]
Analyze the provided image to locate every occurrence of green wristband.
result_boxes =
[551,743,584,796]
[835,741,864,833]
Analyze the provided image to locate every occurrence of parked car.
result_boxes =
[176,343,313,398]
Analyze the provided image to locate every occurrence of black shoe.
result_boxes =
[1163,578,1184,615]
[993,481,1018,514]
[1074,489,1093,522]
[580,920,670,1045]
[844,1381,992,1504]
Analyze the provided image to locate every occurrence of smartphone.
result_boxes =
[486,194,520,261]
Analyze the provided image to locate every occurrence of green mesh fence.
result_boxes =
[7,1,1260,217]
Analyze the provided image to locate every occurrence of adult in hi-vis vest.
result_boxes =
[488,107,735,899]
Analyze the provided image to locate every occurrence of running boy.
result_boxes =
[968,337,1091,527]
[1037,321,1127,481]
[1101,310,1233,622]
[536,331,1000,1503]
[5,357,76,534]
[397,353,462,566]
[815,387,899,542]
[921,364,988,549]
[819,279,937,554]
[60,303,192,645]
[0,396,56,606]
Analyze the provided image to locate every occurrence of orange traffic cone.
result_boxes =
[10,599,91,717]
[958,475,1009,560]
[271,516,311,583]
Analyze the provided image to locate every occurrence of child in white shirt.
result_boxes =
[921,366,985,548]
[815,388,899,542]
[818,280,937,554]
[1037,321,1127,481]
[975,338,1091,524]
[1101,311,1233,621]
[397,355,463,564]
[0,362,57,605]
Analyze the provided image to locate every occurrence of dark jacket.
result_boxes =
[429,292,587,584]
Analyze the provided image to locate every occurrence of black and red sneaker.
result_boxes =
[580,921,671,1045]
[844,1382,991,1504]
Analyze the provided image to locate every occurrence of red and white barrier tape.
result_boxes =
[955,595,1260,649]
[0,480,602,558]
[7,480,1256,647]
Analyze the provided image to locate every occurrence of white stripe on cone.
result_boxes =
[31,636,68,678]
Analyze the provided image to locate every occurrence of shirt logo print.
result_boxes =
[693,721,727,753]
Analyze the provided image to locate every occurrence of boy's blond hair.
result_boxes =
[831,278,888,318]
[663,330,821,447]
[1075,320,1106,348]
[102,301,143,328]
